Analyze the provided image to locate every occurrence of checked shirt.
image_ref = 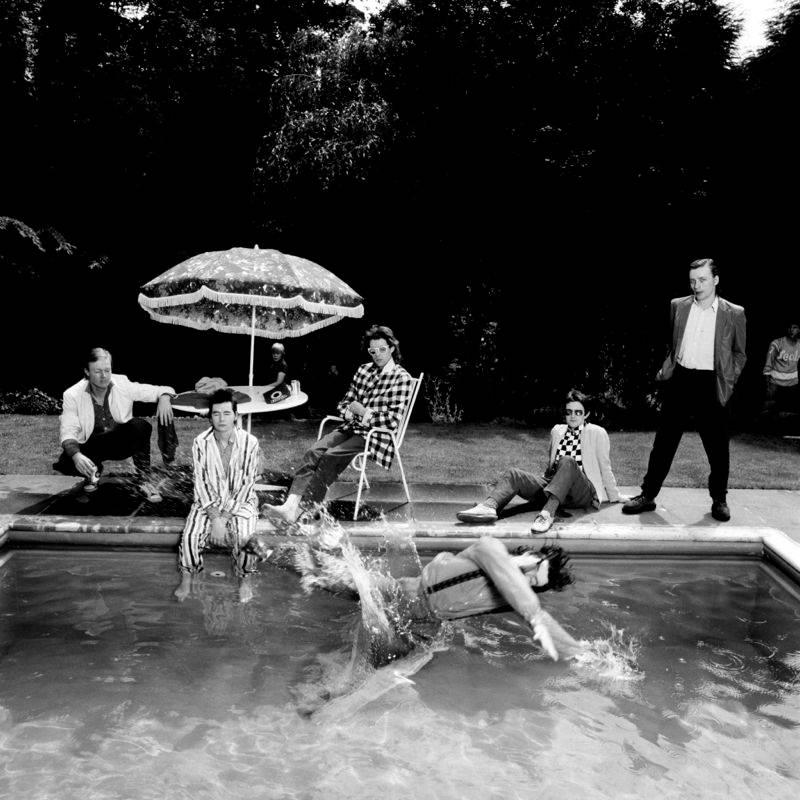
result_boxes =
[554,423,584,470]
[336,361,414,469]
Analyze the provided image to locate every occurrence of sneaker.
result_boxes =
[456,503,498,523]
[621,494,656,515]
[531,509,553,534]
[140,482,163,503]
[711,500,730,522]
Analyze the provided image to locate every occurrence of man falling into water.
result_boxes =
[245,529,582,663]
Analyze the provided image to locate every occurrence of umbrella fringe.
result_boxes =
[139,306,351,338]
[138,289,364,318]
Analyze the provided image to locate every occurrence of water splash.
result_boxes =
[572,623,643,683]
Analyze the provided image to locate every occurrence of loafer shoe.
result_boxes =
[531,509,554,534]
[456,503,498,523]
[711,500,730,522]
[621,494,656,514]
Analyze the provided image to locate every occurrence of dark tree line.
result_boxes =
[1,0,798,423]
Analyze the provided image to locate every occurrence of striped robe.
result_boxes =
[178,427,260,575]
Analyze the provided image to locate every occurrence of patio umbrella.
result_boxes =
[138,246,365,390]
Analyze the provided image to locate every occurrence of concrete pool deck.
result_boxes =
[1,474,798,569]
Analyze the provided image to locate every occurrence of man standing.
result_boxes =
[761,322,800,422]
[174,389,261,603]
[457,389,622,533]
[54,347,176,501]
[269,325,413,523]
[623,258,747,522]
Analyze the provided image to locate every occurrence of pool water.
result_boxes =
[1,549,799,799]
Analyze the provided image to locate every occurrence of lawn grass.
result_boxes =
[1,415,799,490]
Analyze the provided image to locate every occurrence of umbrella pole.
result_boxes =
[247,306,255,434]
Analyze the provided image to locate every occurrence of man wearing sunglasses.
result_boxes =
[268,325,413,523]
[457,389,622,533]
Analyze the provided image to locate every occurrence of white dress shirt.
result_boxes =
[678,297,717,371]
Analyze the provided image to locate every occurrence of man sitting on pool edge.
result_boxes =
[244,531,583,662]
[175,388,262,604]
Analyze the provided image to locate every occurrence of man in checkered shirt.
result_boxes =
[457,389,624,533]
[268,325,414,523]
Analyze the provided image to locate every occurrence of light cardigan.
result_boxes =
[60,374,175,445]
[548,422,620,503]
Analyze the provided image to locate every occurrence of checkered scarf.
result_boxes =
[336,362,414,469]
[554,423,583,469]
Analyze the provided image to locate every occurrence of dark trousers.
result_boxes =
[54,418,155,476]
[488,457,596,512]
[641,365,729,502]
[290,427,367,505]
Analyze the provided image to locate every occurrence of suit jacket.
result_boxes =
[548,423,620,503]
[336,361,414,469]
[657,295,747,407]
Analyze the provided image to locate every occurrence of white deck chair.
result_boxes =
[316,373,424,520]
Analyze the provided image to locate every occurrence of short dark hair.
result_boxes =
[85,347,112,369]
[565,388,590,412]
[515,544,574,592]
[363,324,402,363]
[689,258,718,277]
[209,387,237,415]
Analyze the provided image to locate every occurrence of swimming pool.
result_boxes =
[1,544,798,799]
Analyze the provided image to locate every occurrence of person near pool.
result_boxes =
[54,347,177,502]
[622,258,747,522]
[245,531,582,662]
[457,389,623,533]
[268,324,414,523]
[174,388,262,603]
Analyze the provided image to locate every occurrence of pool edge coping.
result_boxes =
[2,512,800,580]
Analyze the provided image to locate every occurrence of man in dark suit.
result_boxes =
[268,325,414,523]
[623,258,747,521]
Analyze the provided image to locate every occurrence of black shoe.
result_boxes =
[621,494,656,514]
[711,500,730,522]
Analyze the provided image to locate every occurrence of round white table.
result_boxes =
[173,385,308,421]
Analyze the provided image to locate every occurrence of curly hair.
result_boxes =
[514,544,574,593]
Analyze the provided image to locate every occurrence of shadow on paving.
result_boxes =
[15,467,383,523]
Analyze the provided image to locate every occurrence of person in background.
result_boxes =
[457,389,622,533]
[263,342,289,401]
[761,322,800,423]
[622,258,747,522]
[54,347,176,502]
[174,389,261,604]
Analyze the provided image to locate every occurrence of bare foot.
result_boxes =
[238,578,254,604]
[173,573,193,602]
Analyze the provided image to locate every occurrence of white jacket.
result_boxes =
[60,374,175,445]
[548,422,620,503]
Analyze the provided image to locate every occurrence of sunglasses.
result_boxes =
[564,408,585,416]
[368,346,390,355]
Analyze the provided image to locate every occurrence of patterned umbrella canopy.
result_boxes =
[138,246,364,339]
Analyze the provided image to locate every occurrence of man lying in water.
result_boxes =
[244,530,583,662]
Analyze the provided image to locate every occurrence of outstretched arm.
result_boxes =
[459,537,582,660]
